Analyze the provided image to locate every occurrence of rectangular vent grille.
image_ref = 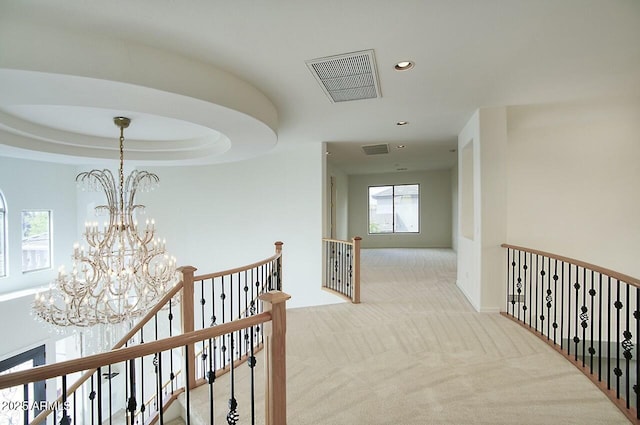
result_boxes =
[362,144,389,155]
[306,50,382,103]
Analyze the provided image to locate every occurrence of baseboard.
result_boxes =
[455,280,502,313]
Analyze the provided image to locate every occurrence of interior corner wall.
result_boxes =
[456,108,508,313]
[451,163,459,253]
[347,170,452,249]
[144,141,341,309]
[457,111,481,310]
[506,97,640,279]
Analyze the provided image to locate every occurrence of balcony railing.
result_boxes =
[322,237,361,303]
[502,243,640,425]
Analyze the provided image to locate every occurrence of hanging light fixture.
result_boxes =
[33,117,177,328]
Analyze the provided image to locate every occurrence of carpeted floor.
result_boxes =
[186,248,630,424]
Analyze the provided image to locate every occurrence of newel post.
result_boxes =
[178,265,198,390]
[260,290,291,425]
[352,236,362,304]
[274,241,284,291]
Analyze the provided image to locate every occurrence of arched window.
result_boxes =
[0,190,6,277]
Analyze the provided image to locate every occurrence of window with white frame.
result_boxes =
[368,184,420,234]
[0,191,6,277]
[21,210,51,273]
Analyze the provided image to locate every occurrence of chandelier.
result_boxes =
[33,117,177,328]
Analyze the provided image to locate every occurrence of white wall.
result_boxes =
[144,141,339,309]
[0,157,78,295]
[0,157,79,361]
[348,170,452,248]
[506,97,640,279]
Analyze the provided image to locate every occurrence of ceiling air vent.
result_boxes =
[362,144,389,155]
[306,49,382,103]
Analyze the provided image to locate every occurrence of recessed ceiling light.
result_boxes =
[396,145,406,149]
[394,61,414,71]
[396,121,409,126]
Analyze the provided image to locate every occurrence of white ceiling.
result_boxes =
[1,0,639,172]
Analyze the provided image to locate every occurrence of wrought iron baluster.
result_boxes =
[249,324,257,425]
[127,359,137,425]
[156,351,164,425]
[89,374,95,425]
[534,254,540,331]
[227,332,239,425]
[589,270,596,374]
[581,268,587,367]
[97,367,103,425]
[616,279,622,399]
[520,251,527,324]
[608,276,612,390]
[567,264,572,357]
[185,345,191,425]
[60,375,70,425]
[169,299,175,394]
[540,257,546,335]
[552,259,558,344]
[209,276,217,425]
[108,364,113,424]
[598,273,603,382]
[510,249,516,317]
[243,270,249,358]
[72,389,77,425]
[201,279,207,379]
[560,261,565,350]
[528,252,533,328]
[574,265,580,362]
[545,257,551,340]
[221,276,227,369]
[237,272,242,362]
[624,283,632,408]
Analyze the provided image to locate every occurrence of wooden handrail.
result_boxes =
[501,243,640,288]
[193,246,282,281]
[321,237,355,245]
[0,311,271,390]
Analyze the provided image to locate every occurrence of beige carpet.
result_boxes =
[185,248,630,424]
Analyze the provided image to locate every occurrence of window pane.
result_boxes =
[394,184,419,233]
[21,211,51,272]
[369,186,393,234]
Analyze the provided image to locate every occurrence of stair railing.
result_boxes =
[0,290,290,425]
[322,237,361,303]
[13,241,284,425]
[502,243,640,424]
